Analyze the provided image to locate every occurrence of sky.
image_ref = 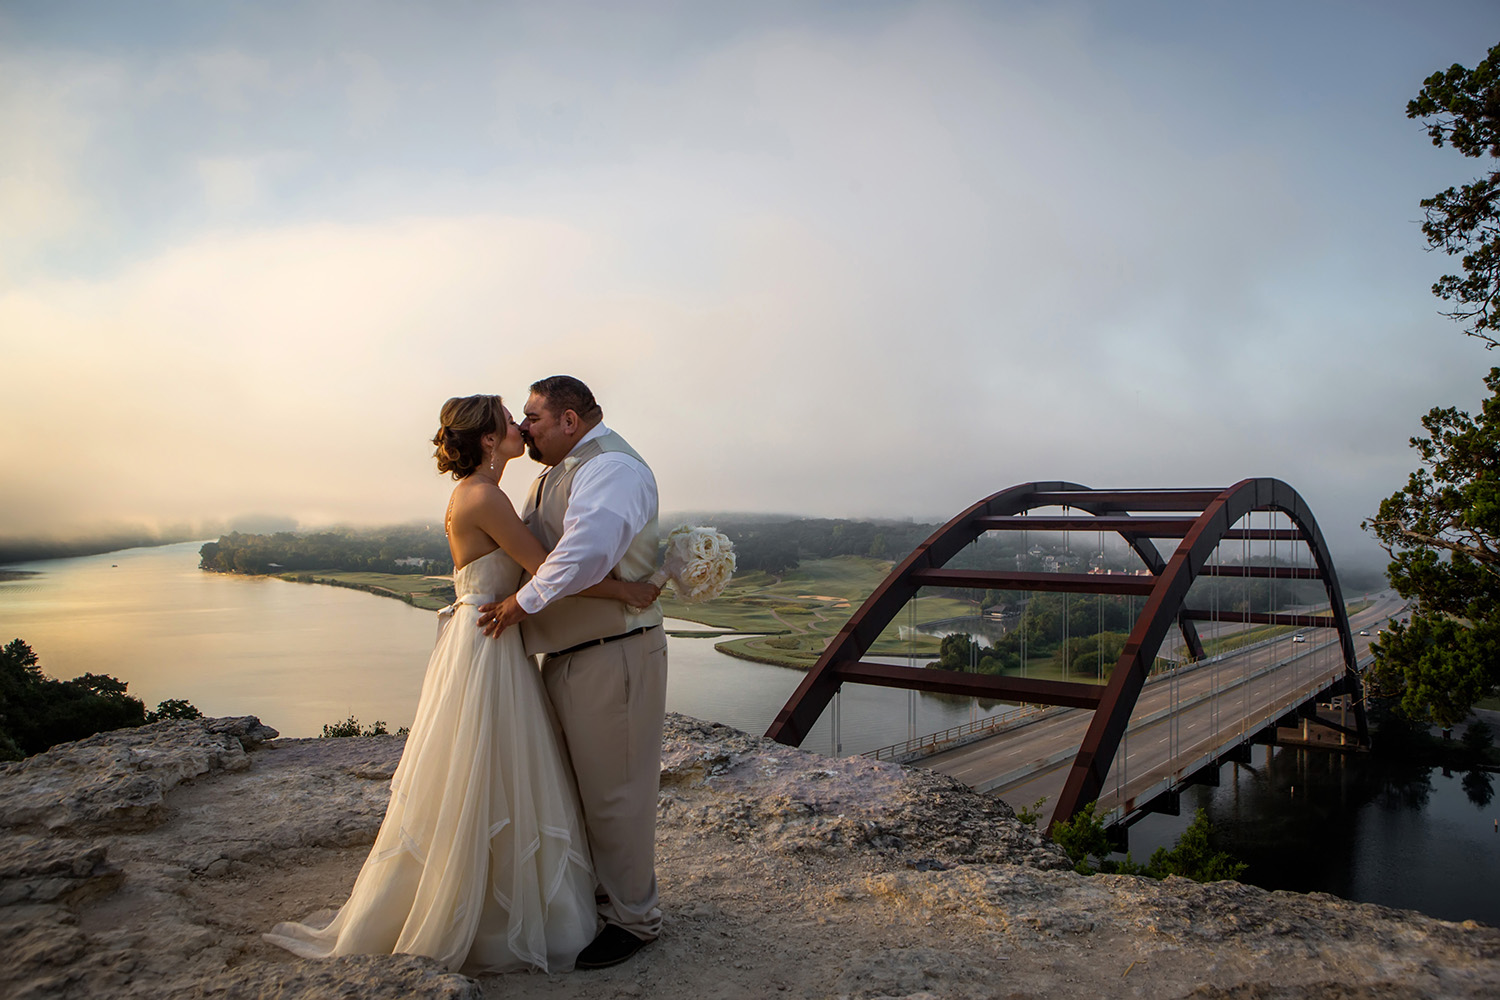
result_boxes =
[1,0,1497,572]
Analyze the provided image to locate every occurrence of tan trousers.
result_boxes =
[541,624,668,940]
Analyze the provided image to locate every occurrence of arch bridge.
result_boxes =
[765,480,1369,832]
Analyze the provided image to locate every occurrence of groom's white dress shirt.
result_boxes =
[514,422,658,615]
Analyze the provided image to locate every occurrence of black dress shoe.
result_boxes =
[576,924,651,969]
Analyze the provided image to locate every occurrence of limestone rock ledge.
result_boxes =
[0,715,1494,1000]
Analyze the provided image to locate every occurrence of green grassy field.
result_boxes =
[660,555,974,669]
[275,560,1378,677]
[278,571,456,611]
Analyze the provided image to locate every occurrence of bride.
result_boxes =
[264,394,659,974]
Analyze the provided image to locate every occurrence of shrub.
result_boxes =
[320,715,409,738]
[1014,797,1047,826]
[1050,803,1244,882]
[1143,809,1248,882]
[1051,802,1137,874]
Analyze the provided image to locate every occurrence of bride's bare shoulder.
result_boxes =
[463,481,522,517]
[451,479,508,513]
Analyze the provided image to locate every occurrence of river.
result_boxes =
[1122,740,1500,926]
[0,541,1004,753]
[3,541,1496,926]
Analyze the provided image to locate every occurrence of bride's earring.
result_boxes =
[488,449,497,473]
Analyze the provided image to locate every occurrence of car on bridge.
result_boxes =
[1293,634,1306,643]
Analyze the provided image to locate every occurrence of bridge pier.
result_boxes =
[1271,714,1368,751]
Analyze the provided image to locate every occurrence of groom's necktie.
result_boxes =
[534,467,553,516]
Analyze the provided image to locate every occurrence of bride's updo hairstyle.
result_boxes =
[433,394,504,479]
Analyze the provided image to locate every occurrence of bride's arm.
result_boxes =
[473,488,660,606]
[470,488,547,572]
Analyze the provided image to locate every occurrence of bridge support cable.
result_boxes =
[906,600,916,743]
[832,689,841,756]
[1211,540,1221,745]
[1241,523,1250,741]
[763,480,1369,833]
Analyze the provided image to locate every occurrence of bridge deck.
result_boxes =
[917,594,1398,829]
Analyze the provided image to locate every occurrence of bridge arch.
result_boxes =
[764,479,1367,830]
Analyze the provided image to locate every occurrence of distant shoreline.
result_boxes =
[246,568,821,667]
[711,641,816,671]
[237,570,456,612]
[0,537,202,568]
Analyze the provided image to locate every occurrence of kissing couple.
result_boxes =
[266,375,669,973]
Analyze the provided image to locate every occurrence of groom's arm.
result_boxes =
[519,455,656,610]
[479,454,656,636]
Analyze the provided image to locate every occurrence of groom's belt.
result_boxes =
[544,625,656,660]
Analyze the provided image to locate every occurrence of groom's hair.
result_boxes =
[530,375,603,424]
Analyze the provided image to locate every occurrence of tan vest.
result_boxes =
[518,430,663,657]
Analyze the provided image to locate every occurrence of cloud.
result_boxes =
[0,0,1494,572]
[0,52,113,278]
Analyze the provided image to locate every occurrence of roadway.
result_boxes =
[918,592,1406,828]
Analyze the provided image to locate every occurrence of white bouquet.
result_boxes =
[649,525,736,603]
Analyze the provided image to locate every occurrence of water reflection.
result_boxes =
[1125,745,1500,926]
[1462,769,1494,808]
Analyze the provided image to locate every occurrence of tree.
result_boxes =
[1049,802,1129,875]
[147,698,203,722]
[1366,370,1500,726]
[1363,46,1500,726]
[1407,43,1500,348]
[0,637,201,758]
[937,633,975,670]
[1143,809,1248,883]
[1050,804,1245,882]
[71,673,130,698]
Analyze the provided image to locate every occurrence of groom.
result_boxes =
[477,375,667,970]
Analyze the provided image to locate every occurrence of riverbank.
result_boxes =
[4,714,1497,999]
[232,553,955,669]
[271,571,456,611]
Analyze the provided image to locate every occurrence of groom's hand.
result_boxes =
[477,595,528,638]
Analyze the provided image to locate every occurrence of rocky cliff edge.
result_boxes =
[1,715,1497,999]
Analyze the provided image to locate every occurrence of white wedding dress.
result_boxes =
[264,546,598,973]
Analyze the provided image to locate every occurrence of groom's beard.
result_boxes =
[523,437,545,463]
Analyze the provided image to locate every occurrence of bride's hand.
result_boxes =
[621,580,662,610]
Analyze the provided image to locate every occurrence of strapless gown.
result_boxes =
[264,546,597,973]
